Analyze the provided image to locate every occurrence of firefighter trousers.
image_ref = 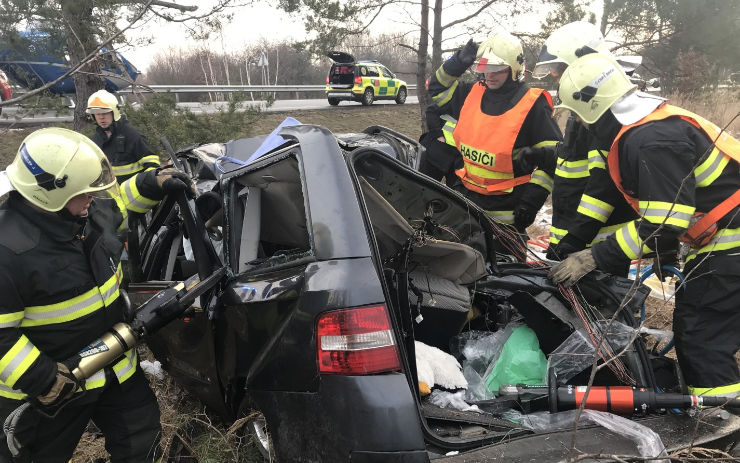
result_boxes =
[0,369,161,463]
[673,253,740,390]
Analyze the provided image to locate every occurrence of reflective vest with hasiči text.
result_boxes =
[452,84,551,195]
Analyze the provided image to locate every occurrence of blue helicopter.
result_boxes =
[0,30,139,96]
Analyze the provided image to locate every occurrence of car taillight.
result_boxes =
[326,75,330,84]
[354,76,362,85]
[317,305,401,375]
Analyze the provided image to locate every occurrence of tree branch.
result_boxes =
[441,0,497,31]
[150,0,197,11]
[0,1,154,107]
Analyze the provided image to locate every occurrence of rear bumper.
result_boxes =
[250,373,427,462]
[326,89,364,99]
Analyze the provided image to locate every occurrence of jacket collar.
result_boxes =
[8,193,84,242]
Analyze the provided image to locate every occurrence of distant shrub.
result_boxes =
[122,92,269,157]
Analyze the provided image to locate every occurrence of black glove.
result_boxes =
[513,146,556,173]
[550,233,588,260]
[513,203,537,233]
[652,251,678,281]
[458,39,478,69]
[35,363,79,408]
[156,168,195,199]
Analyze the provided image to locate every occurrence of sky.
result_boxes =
[121,0,588,73]
[123,3,306,71]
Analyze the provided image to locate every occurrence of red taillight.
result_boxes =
[326,75,330,84]
[354,76,362,85]
[317,305,401,375]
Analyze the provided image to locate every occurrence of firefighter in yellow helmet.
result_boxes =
[532,22,638,266]
[425,31,562,232]
[549,53,740,400]
[0,127,193,462]
[86,89,160,183]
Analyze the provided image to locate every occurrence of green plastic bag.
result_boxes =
[485,325,547,393]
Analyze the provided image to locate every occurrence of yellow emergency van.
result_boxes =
[325,51,407,106]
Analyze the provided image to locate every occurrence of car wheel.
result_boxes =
[247,412,273,461]
[328,97,340,106]
[395,87,407,104]
[362,87,374,106]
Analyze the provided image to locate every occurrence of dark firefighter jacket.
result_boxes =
[0,171,163,403]
[591,113,740,274]
[426,50,562,224]
[549,115,638,257]
[92,116,160,183]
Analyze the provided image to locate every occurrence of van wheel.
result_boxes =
[395,87,407,104]
[328,97,339,106]
[362,87,374,106]
[247,412,273,461]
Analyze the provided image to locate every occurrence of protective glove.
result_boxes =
[651,251,678,281]
[513,203,537,233]
[550,233,588,260]
[513,146,556,173]
[155,168,195,199]
[549,248,598,287]
[458,39,479,69]
[35,363,79,408]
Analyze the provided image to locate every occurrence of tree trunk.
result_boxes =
[61,1,104,131]
[417,0,430,133]
[431,0,444,70]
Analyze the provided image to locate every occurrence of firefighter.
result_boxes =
[549,53,740,399]
[0,127,193,462]
[418,105,463,182]
[426,31,562,232]
[87,89,160,183]
[532,21,639,261]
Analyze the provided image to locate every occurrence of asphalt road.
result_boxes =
[0,96,419,126]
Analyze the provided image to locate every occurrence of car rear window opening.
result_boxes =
[332,65,354,75]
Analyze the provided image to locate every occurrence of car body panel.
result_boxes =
[252,375,426,462]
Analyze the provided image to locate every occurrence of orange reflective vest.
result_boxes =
[608,104,740,245]
[453,85,551,195]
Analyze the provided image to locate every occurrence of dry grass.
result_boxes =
[663,88,740,137]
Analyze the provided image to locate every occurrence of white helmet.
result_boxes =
[86,89,121,121]
[532,21,610,79]
[555,53,636,124]
[556,53,665,125]
[5,127,117,211]
[474,32,525,80]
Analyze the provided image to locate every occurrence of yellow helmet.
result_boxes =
[5,127,117,212]
[532,21,610,80]
[555,53,637,124]
[473,32,525,80]
[86,89,121,121]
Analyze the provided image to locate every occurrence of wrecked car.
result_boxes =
[126,124,740,462]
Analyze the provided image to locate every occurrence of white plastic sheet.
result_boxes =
[520,409,668,462]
